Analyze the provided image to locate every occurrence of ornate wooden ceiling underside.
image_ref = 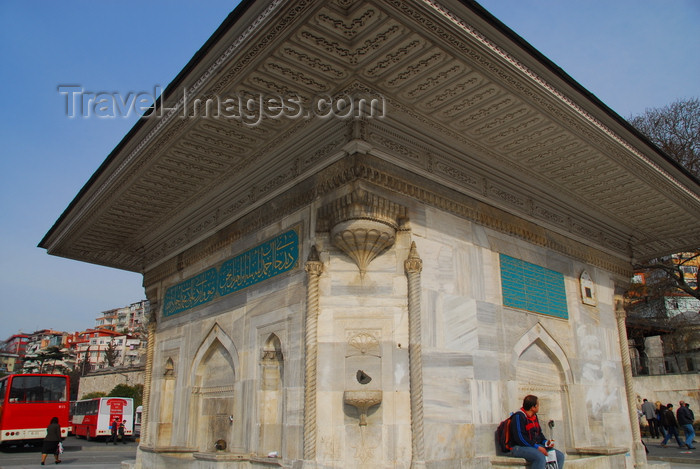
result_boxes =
[41,0,700,273]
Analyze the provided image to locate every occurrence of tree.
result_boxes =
[626,252,699,373]
[104,340,119,367]
[67,366,82,400]
[82,391,107,399]
[78,354,92,376]
[629,97,700,179]
[108,383,144,408]
[628,98,700,304]
[632,253,699,301]
[662,314,700,372]
[625,99,700,374]
[34,346,66,373]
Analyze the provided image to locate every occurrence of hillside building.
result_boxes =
[20,330,72,373]
[72,328,145,372]
[0,333,30,372]
[95,300,149,335]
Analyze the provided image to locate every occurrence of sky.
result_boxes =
[0,1,698,341]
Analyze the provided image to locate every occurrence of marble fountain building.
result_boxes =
[40,1,700,468]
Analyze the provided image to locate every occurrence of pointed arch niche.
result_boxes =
[189,324,240,452]
[258,333,284,456]
[510,323,573,448]
[156,357,176,447]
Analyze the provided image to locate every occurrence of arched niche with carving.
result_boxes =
[156,356,177,446]
[509,323,573,449]
[259,334,284,456]
[189,324,239,452]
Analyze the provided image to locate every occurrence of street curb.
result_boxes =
[648,455,700,465]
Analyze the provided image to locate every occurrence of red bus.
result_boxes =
[71,397,134,440]
[0,373,70,446]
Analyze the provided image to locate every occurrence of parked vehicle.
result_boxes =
[0,373,71,446]
[71,397,133,440]
[134,405,142,437]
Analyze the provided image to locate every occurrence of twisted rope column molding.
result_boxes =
[303,246,323,461]
[404,241,425,468]
[141,307,157,447]
[615,301,647,468]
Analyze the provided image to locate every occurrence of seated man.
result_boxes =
[509,395,565,469]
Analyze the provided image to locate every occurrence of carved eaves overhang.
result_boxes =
[40,0,700,275]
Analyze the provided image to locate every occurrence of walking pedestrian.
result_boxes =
[109,417,119,444]
[655,402,667,439]
[118,419,127,444]
[40,416,62,465]
[660,404,684,448]
[641,399,660,438]
[677,401,696,450]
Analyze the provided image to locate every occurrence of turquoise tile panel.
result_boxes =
[163,228,300,317]
[499,254,568,319]
[162,268,218,317]
[218,229,299,296]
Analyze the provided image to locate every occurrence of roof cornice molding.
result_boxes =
[39,0,299,254]
[42,0,700,277]
[144,152,633,287]
[403,0,700,201]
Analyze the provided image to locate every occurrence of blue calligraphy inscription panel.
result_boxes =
[163,268,218,317]
[163,229,299,317]
[499,254,568,319]
[218,229,299,296]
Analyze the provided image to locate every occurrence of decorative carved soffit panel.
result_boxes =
[317,188,408,277]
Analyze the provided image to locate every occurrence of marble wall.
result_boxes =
[633,374,700,419]
[136,191,635,469]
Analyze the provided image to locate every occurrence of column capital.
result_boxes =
[305,245,323,276]
[404,241,423,274]
[614,302,627,321]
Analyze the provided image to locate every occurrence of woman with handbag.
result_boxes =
[40,416,62,465]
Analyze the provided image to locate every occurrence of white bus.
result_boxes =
[134,405,142,437]
[71,397,134,441]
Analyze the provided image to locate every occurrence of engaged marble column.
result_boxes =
[141,308,157,447]
[615,300,647,468]
[304,246,323,460]
[405,242,425,467]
